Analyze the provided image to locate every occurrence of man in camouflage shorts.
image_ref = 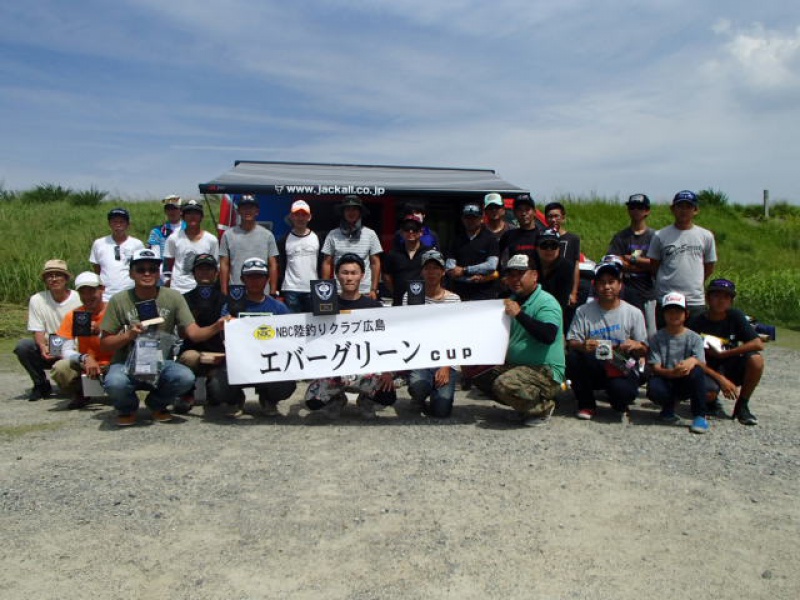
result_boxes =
[472,254,567,426]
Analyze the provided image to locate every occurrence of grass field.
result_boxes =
[1,194,798,336]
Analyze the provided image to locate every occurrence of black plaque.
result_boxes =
[227,285,247,318]
[135,299,159,322]
[72,311,93,337]
[311,279,339,316]
[48,334,65,357]
[406,280,425,305]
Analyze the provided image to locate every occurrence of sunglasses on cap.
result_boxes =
[242,259,268,270]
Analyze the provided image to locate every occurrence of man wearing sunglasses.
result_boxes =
[89,207,144,301]
[100,249,228,427]
[383,215,433,306]
[688,279,764,425]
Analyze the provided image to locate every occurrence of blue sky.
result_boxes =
[1,1,799,204]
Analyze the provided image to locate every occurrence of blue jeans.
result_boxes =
[282,291,312,314]
[104,361,195,415]
[408,367,457,418]
[647,366,707,417]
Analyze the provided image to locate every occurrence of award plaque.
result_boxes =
[135,299,164,327]
[48,334,65,357]
[406,280,425,305]
[227,285,247,318]
[72,311,93,337]
[311,279,339,316]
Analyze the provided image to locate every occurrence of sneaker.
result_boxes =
[735,405,758,426]
[706,401,727,419]
[657,410,681,425]
[28,381,53,402]
[116,414,136,427]
[690,416,710,434]
[259,398,280,416]
[619,410,632,425]
[173,395,195,415]
[356,394,377,420]
[523,405,555,427]
[151,409,174,423]
[66,392,90,410]
[576,409,595,421]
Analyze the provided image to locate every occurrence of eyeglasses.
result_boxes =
[44,272,65,279]
[134,265,159,274]
[242,259,267,270]
[546,213,563,219]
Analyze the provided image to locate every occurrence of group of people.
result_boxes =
[14,189,765,433]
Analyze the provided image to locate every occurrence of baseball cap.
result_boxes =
[181,199,203,214]
[707,278,737,297]
[538,229,561,245]
[401,215,422,231]
[626,193,651,208]
[240,257,269,276]
[74,271,102,289]
[237,195,259,207]
[130,248,162,265]
[192,253,218,270]
[107,207,130,221]
[484,193,504,208]
[505,254,531,272]
[420,249,445,268]
[672,190,699,206]
[594,254,624,278]
[41,259,72,281]
[290,200,311,214]
[462,203,482,217]
[514,193,535,209]
[162,194,182,207]
[662,291,687,309]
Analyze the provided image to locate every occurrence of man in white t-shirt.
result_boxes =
[163,200,219,294]
[89,207,144,301]
[14,259,81,401]
[278,200,320,313]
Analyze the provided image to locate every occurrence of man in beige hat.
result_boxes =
[14,259,81,401]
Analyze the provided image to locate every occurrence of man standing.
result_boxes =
[100,249,226,427]
[544,201,581,308]
[218,195,280,296]
[383,215,432,306]
[163,199,219,294]
[647,190,717,321]
[321,195,383,299]
[305,253,395,419]
[216,258,297,416]
[688,278,764,425]
[392,201,439,251]
[607,193,657,334]
[90,207,145,301]
[484,193,515,240]
[445,203,500,301]
[51,272,113,409]
[277,200,320,313]
[499,193,542,267]
[566,256,648,421]
[14,259,81,401]
[147,194,185,259]
[471,254,566,426]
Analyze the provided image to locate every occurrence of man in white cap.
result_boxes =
[483,192,515,240]
[51,272,113,409]
[14,259,82,401]
[277,199,320,313]
[163,199,219,294]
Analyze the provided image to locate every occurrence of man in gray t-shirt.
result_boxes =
[218,196,279,295]
[647,190,716,316]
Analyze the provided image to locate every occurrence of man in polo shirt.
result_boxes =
[14,259,82,401]
[100,248,227,427]
[472,254,566,426]
[90,207,145,301]
[566,256,648,422]
[321,195,383,299]
[445,203,500,301]
[51,272,113,409]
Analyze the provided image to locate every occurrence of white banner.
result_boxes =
[224,300,510,384]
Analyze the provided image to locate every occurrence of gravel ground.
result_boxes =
[1,345,799,599]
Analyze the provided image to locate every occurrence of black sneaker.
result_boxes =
[28,381,53,402]
[706,400,727,419]
[735,405,758,426]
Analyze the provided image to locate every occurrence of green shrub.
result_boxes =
[20,183,73,204]
[69,186,108,207]
[697,188,729,207]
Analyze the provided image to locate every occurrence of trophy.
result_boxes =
[227,285,247,318]
[72,311,93,337]
[311,279,339,316]
[48,334,65,357]
[406,280,425,305]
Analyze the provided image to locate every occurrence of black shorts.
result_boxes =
[704,352,759,390]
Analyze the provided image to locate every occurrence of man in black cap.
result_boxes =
[163,200,219,294]
[89,207,144,301]
[499,194,543,268]
[383,215,433,306]
[445,203,500,301]
[321,195,383,299]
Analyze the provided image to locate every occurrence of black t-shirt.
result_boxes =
[338,295,383,310]
[447,227,500,301]
[558,231,581,265]
[181,284,226,353]
[536,256,574,310]
[688,308,757,367]
[499,228,538,264]
[383,244,432,306]
[608,226,655,299]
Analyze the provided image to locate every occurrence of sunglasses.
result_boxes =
[401,226,421,233]
[539,243,559,251]
[134,265,159,274]
[627,204,648,210]
[242,259,267,270]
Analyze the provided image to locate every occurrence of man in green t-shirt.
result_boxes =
[100,248,227,427]
[472,254,566,426]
